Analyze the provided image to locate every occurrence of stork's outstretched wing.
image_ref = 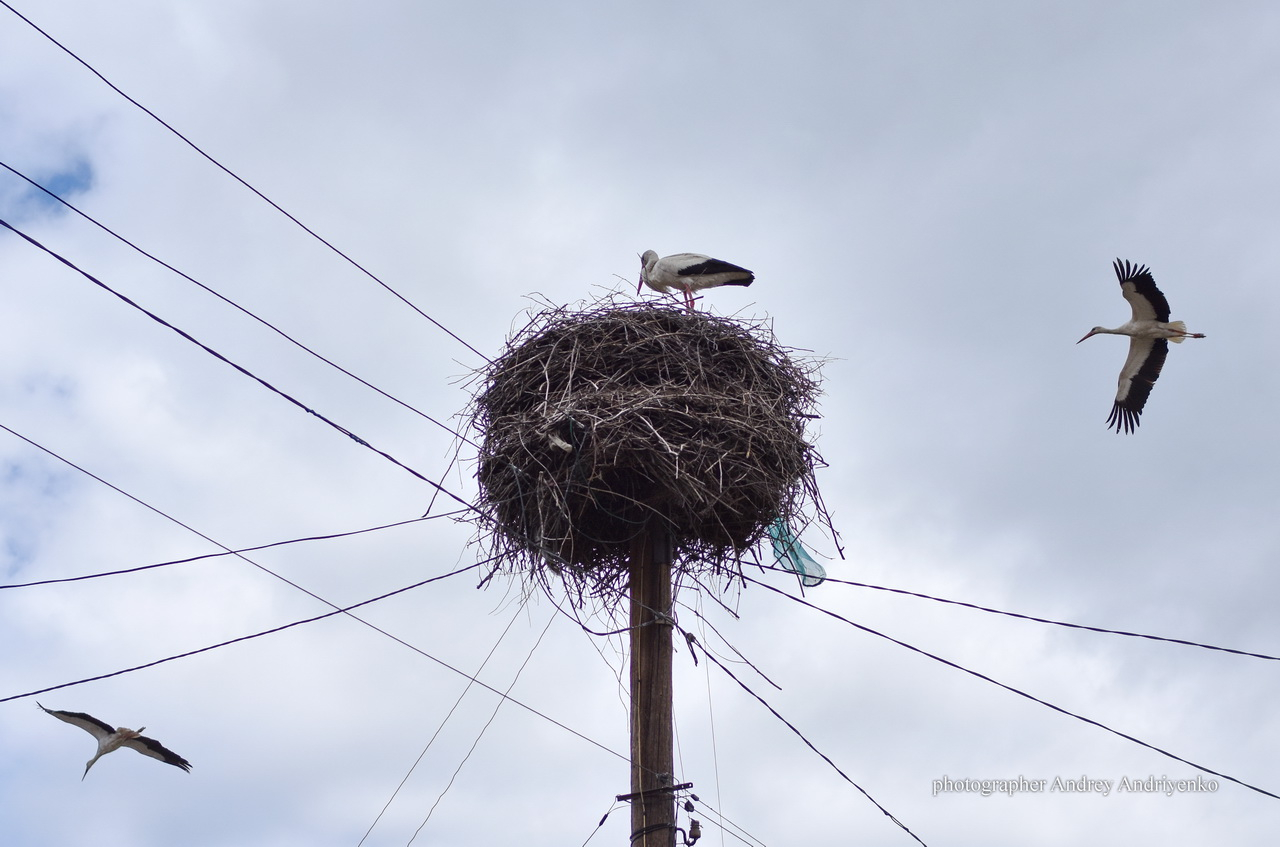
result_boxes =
[38,704,114,741]
[1115,259,1171,323]
[123,736,193,772]
[1107,337,1169,433]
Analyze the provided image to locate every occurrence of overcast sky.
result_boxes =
[3,1,1280,845]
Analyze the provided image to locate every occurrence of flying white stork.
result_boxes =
[38,702,192,778]
[638,250,754,309]
[1077,259,1205,433]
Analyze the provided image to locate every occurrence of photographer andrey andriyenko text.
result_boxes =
[931,774,1219,798]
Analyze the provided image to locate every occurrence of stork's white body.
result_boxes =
[638,250,754,309]
[1077,259,1205,433]
[39,703,192,778]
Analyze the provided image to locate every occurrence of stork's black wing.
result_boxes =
[1106,337,1169,433]
[124,735,193,772]
[1114,259,1171,323]
[38,703,115,738]
[677,257,753,278]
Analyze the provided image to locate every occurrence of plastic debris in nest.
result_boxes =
[767,518,827,587]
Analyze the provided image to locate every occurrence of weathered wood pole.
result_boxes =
[628,523,675,847]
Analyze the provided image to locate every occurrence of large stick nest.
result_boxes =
[467,298,828,603]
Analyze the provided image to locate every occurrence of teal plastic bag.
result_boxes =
[767,518,826,587]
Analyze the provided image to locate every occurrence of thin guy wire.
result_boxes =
[690,798,770,847]
[358,601,529,846]
[697,598,727,847]
[578,800,622,847]
[406,608,556,844]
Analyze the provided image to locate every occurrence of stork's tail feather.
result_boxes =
[1163,321,1206,341]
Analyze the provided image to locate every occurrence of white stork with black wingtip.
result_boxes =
[639,250,754,309]
[1078,259,1205,433]
[38,703,192,778]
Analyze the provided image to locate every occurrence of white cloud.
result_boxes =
[3,1,1279,844]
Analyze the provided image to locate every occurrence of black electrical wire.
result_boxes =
[0,561,480,704]
[16,566,630,773]
[0,419,474,597]
[0,159,480,450]
[2,551,633,771]
[0,218,475,513]
[745,573,1280,802]
[755,563,1280,663]
[616,593,922,844]
[0,0,490,363]
[0,425,633,775]
[0,511,465,590]
[682,619,928,846]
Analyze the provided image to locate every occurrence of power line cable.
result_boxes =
[681,619,927,846]
[2,553,634,771]
[551,598,771,847]
[0,0,489,363]
[0,561,480,704]
[1,424,631,768]
[0,219,475,512]
[0,159,481,450]
[746,573,1280,802]
[0,511,465,590]
[623,593,920,844]
[0,418,471,603]
[0,96,927,838]
[676,589,782,692]
[1,419,509,745]
[2,418,648,793]
[755,563,1280,663]
[532,590,778,846]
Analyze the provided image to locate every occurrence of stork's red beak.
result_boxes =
[1076,330,1097,344]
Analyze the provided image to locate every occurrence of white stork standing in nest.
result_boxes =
[39,703,192,778]
[1077,259,1205,433]
[639,250,754,310]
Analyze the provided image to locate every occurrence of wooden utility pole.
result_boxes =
[628,524,676,847]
